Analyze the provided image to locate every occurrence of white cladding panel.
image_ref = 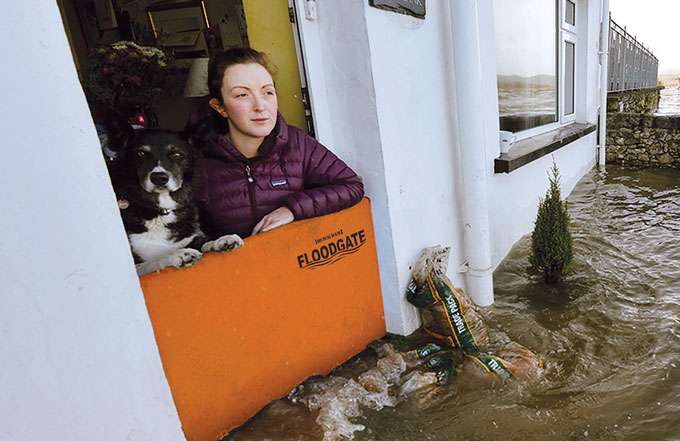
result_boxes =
[0,2,185,439]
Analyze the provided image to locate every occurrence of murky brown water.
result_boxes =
[227,165,680,441]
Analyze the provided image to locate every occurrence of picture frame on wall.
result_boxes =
[204,26,223,54]
[146,1,209,38]
[94,0,118,30]
[75,0,120,48]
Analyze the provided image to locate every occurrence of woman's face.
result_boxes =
[216,62,278,141]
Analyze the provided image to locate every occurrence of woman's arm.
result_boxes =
[283,133,364,220]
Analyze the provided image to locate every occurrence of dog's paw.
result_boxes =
[201,234,244,253]
[169,248,203,268]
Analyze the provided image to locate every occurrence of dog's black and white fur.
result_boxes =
[104,116,242,276]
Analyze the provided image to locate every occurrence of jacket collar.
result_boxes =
[208,111,289,163]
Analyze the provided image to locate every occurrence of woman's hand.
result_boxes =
[251,206,294,235]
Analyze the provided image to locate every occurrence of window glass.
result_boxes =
[565,41,575,115]
[494,0,557,133]
[566,0,576,25]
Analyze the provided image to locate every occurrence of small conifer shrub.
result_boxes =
[529,161,574,284]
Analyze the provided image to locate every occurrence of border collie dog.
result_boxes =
[105,119,243,276]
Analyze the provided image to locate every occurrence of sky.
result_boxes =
[609,0,680,73]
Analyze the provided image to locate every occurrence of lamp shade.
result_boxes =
[183,57,210,98]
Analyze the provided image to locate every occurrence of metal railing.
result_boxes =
[608,16,658,92]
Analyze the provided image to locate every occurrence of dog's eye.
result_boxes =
[136,150,146,158]
[170,152,183,159]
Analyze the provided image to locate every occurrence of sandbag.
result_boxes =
[403,342,446,368]
[461,352,514,386]
[397,370,439,406]
[495,341,544,378]
[459,342,544,387]
[399,343,457,407]
[406,246,490,351]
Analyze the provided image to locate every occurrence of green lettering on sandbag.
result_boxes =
[424,351,457,388]
[467,353,513,383]
[406,276,437,307]
[415,343,444,359]
[429,273,479,352]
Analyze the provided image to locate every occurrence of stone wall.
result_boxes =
[606,113,680,168]
[607,87,662,114]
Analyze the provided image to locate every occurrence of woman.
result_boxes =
[187,48,364,239]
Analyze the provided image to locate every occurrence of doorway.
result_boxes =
[56,0,313,134]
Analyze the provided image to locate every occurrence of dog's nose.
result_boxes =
[150,172,169,186]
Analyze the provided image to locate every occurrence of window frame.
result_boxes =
[561,0,577,33]
[560,31,577,123]
[503,0,579,142]
[559,0,578,123]
[494,0,593,174]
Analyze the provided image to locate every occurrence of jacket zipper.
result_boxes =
[245,164,257,226]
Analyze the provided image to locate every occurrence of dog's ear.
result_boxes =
[181,117,212,152]
[103,109,136,152]
[181,98,218,152]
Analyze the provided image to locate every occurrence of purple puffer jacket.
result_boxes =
[195,113,364,238]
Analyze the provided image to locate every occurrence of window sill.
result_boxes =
[494,122,596,173]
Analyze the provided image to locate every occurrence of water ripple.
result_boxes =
[226,166,680,441]
[435,166,680,441]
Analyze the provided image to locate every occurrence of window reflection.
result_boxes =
[494,0,557,133]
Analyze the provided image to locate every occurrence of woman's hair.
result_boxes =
[207,47,277,102]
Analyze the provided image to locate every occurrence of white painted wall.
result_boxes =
[308,1,466,335]
[306,0,601,335]
[0,2,185,440]
[364,4,468,332]
[488,135,597,266]
[485,0,600,268]
[311,0,404,333]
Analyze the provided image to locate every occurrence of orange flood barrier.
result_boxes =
[140,198,386,441]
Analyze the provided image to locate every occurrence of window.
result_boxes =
[494,0,578,137]
[494,0,557,135]
[560,0,577,122]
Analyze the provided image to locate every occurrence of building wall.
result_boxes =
[309,1,466,334]
[488,134,597,266]
[0,2,185,440]
[311,0,403,332]
[364,3,467,332]
[307,0,601,334]
[485,0,600,269]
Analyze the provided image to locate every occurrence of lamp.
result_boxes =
[183,57,210,98]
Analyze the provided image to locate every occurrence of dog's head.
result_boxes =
[104,115,198,196]
[129,129,196,194]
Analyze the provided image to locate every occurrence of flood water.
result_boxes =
[227,165,680,441]
[656,86,680,115]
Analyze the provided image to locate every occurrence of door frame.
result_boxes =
[288,0,335,147]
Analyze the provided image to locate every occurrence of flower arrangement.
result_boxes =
[82,41,187,120]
